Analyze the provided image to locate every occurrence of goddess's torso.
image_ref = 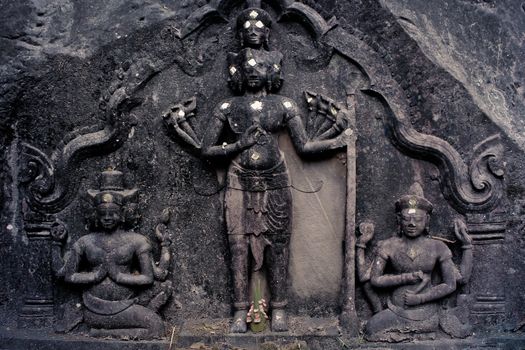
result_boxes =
[218,95,296,170]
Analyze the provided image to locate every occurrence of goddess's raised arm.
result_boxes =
[162,97,201,149]
[285,100,346,156]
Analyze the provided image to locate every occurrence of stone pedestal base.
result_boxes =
[2,320,524,350]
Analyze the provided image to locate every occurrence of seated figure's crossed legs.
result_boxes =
[84,304,166,339]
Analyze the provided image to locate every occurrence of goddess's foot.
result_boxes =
[230,310,248,333]
[271,309,288,332]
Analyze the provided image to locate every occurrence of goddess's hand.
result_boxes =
[239,125,263,148]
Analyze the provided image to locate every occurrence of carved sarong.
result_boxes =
[225,158,292,271]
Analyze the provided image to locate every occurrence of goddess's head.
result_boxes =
[236,6,272,49]
[227,49,283,94]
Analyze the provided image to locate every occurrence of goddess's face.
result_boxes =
[240,19,269,47]
[399,208,428,238]
[97,203,122,231]
[243,59,267,91]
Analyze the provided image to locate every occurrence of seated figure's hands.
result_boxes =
[106,255,122,282]
[92,264,108,283]
[404,290,423,307]
[403,270,424,284]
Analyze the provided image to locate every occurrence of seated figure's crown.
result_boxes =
[395,182,434,214]
[87,169,138,206]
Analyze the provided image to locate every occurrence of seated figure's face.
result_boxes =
[97,203,122,231]
[400,208,428,238]
[240,19,269,47]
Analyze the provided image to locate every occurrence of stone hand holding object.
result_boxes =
[358,222,375,246]
[453,217,472,247]
[155,224,172,246]
[239,124,264,148]
[404,273,430,306]
[155,208,172,246]
[162,97,197,125]
[334,108,351,131]
[50,220,68,243]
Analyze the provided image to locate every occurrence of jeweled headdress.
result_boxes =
[237,0,273,30]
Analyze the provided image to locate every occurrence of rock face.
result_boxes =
[0,0,524,348]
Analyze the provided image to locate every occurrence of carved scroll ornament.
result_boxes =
[19,62,157,214]
[365,89,504,214]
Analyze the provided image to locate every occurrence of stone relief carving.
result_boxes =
[360,183,473,342]
[163,0,504,339]
[51,170,172,339]
[164,1,350,333]
[3,0,511,345]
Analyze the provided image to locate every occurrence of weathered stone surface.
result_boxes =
[0,0,524,348]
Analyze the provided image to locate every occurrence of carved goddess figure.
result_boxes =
[51,170,172,339]
[164,4,347,333]
[363,183,473,342]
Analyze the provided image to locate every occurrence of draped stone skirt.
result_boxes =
[225,158,292,271]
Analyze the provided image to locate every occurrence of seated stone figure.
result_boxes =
[52,170,172,339]
[364,183,472,342]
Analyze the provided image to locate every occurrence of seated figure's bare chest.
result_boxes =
[83,235,136,266]
[389,242,440,274]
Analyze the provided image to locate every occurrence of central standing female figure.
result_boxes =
[200,4,347,333]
